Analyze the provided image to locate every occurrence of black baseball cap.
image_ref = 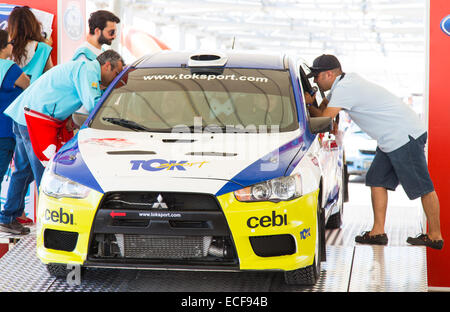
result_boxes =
[306,54,341,78]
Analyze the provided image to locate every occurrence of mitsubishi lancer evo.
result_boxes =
[37,51,347,285]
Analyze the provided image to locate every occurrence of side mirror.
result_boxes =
[72,112,89,128]
[309,117,333,134]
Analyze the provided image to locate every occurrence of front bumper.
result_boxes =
[36,188,319,272]
[217,191,319,271]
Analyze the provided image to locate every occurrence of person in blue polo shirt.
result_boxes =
[0,29,30,217]
[306,54,443,250]
[72,10,120,62]
[0,50,124,235]
[72,10,120,119]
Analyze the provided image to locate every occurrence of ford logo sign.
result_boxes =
[441,15,450,36]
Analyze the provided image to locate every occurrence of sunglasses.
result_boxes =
[7,40,14,46]
[312,71,328,78]
[104,29,116,36]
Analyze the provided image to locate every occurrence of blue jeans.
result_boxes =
[0,137,15,198]
[0,122,44,224]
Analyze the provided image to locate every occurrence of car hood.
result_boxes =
[54,128,306,196]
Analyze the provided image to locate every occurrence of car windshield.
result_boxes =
[90,67,298,133]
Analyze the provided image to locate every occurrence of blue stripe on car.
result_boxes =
[53,133,104,194]
[285,60,316,174]
[215,134,312,196]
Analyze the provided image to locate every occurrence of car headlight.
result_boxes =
[41,161,91,199]
[234,174,302,202]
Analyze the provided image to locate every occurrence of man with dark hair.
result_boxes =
[305,54,443,250]
[72,10,121,121]
[0,50,124,235]
[72,10,121,62]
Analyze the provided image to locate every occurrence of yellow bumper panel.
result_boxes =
[36,190,104,265]
[37,188,319,273]
[217,189,319,271]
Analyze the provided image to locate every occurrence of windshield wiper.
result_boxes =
[219,126,258,133]
[171,125,259,133]
[102,117,153,132]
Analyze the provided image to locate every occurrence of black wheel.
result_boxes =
[46,263,85,282]
[46,263,70,278]
[326,211,342,229]
[284,203,323,285]
[284,257,319,286]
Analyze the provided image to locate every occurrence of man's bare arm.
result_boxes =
[304,92,342,119]
[307,99,342,135]
[320,106,342,119]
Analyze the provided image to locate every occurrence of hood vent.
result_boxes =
[107,150,156,155]
[186,152,237,157]
[162,139,197,143]
[188,52,228,68]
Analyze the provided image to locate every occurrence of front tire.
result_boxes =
[284,203,323,285]
[46,263,70,278]
[46,263,84,280]
[284,257,320,285]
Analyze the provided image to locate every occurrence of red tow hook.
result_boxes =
[110,211,126,218]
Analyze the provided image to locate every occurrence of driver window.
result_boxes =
[299,64,324,108]
[299,65,317,119]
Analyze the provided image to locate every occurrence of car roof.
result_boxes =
[132,50,289,70]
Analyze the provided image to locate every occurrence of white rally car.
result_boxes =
[37,51,346,285]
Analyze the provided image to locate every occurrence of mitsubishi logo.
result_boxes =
[152,194,168,209]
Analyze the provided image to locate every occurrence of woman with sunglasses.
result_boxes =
[0,29,31,234]
[8,6,53,83]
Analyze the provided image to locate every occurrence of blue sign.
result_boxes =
[441,15,450,37]
[0,4,15,30]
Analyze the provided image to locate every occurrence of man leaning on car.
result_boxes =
[304,54,443,250]
[0,50,124,235]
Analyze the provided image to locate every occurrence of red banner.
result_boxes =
[427,1,450,288]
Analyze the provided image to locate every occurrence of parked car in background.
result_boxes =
[344,122,377,178]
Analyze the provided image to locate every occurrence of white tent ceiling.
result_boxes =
[89,0,427,96]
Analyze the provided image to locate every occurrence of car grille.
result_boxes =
[117,235,212,259]
[99,191,221,211]
[87,192,238,267]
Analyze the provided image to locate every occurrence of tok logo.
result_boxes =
[130,159,208,171]
[300,227,311,240]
